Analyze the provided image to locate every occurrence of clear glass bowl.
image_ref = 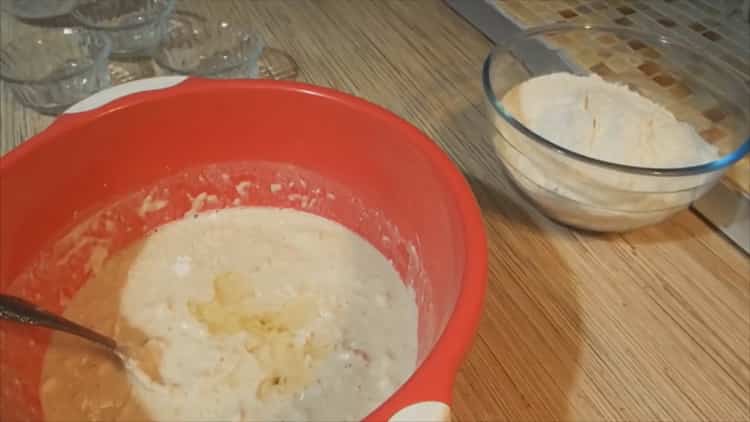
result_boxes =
[0,27,112,115]
[483,24,750,232]
[2,0,78,19]
[72,0,175,58]
[153,17,265,79]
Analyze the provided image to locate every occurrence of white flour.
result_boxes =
[494,72,721,229]
[120,207,418,421]
[504,72,718,168]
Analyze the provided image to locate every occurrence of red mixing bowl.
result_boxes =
[0,77,487,421]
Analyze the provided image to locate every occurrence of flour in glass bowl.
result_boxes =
[493,72,721,228]
[503,72,719,168]
[119,207,418,421]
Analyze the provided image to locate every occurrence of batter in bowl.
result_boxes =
[41,207,418,421]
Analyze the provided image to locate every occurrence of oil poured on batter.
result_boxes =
[41,207,418,421]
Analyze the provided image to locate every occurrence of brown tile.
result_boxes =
[612,44,630,54]
[703,31,722,41]
[559,9,578,18]
[638,2,652,10]
[703,18,720,26]
[546,33,571,47]
[615,17,634,26]
[617,6,636,15]
[597,34,618,45]
[625,55,644,66]
[653,74,676,87]
[638,61,661,76]
[590,62,614,77]
[607,56,630,73]
[657,18,677,27]
[628,39,647,50]
[689,22,706,32]
[578,52,600,68]
[671,83,692,99]
[591,0,607,9]
[576,5,592,14]
[597,50,613,59]
[704,106,728,122]
[641,48,661,59]
[701,127,726,142]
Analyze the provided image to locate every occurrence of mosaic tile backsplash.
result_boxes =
[488,0,750,193]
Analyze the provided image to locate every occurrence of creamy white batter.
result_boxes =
[120,207,418,421]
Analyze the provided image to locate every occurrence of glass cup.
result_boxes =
[2,0,78,19]
[154,17,265,78]
[0,27,112,115]
[72,0,175,58]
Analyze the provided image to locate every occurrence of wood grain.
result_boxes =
[2,1,749,421]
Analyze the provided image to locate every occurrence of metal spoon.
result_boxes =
[0,293,162,383]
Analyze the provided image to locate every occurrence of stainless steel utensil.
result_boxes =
[0,293,162,383]
[0,293,122,355]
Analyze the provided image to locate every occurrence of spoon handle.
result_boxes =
[0,294,116,350]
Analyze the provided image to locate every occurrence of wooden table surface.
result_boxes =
[2,1,749,421]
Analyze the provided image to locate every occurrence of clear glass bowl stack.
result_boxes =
[3,0,79,20]
[72,0,175,57]
[154,18,265,78]
[1,1,300,115]
[0,27,111,115]
[483,24,750,232]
